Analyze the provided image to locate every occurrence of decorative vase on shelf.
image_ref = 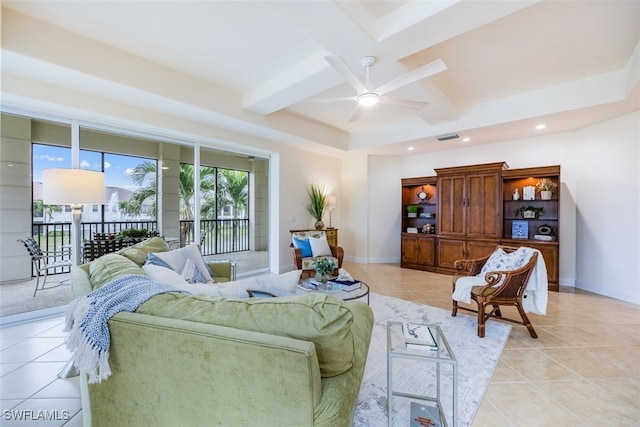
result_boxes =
[541,191,552,200]
[513,188,520,200]
[314,220,324,230]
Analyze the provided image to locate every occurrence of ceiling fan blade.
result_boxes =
[348,106,363,122]
[379,96,428,110]
[374,59,447,95]
[300,96,355,103]
[325,55,366,94]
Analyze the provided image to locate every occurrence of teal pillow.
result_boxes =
[293,237,312,257]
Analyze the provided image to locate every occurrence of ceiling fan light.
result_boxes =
[357,92,379,107]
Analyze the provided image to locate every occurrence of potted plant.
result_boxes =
[305,183,327,230]
[314,257,336,287]
[115,228,152,241]
[515,205,544,219]
[406,205,418,218]
[536,178,558,200]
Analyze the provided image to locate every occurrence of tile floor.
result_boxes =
[1,262,638,426]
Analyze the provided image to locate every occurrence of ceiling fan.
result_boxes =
[306,55,447,122]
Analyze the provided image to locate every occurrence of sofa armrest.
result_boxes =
[207,260,236,282]
[71,265,93,298]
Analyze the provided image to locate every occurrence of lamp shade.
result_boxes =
[42,169,106,205]
[327,196,337,209]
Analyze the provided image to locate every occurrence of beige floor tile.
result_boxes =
[490,360,528,383]
[540,347,633,378]
[590,376,640,410]
[484,382,580,426]
[500,348,580,381]
[472,398,512,426]
[534,379,640,426]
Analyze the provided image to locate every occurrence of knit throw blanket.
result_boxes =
[64,274,188,384]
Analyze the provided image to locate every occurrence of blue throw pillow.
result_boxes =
[293,237,313,257]
[144,252,173,270]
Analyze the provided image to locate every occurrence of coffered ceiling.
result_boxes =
[1,1,639,156]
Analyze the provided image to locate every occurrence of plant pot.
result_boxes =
[314,220,324,230]
[541,191,552,200]
[523,210,537,219]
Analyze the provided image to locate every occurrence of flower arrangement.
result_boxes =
[536,178,557,193]
[314,258,335,279]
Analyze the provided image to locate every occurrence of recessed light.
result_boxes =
[462,137,470,142]
[408,146,414,151]
[535,124,546,130]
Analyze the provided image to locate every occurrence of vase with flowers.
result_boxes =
[314,258,336,289]
[536,178,558,200]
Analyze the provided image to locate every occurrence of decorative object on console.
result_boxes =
[536,178,557,200]
[42,168,105,266]
[512,188,520,200]
[314,257,336,284]
[417,186,429,203]
[305,183,327,230]
[523,185,536,200]
[515,205,543,219]
[511,220,529,239]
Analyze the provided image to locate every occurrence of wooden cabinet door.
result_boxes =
[436,238,466,269]
[466,172,501,238]
[521,242,559,287]
[401,235,419,264]
[416,236,436,267]
[467,240,500,261]
[438,176,465,236]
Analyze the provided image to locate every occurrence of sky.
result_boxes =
[32,144,153,190]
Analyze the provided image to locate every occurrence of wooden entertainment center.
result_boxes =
[401,162,560,291]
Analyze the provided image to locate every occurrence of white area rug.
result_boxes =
[353,292,511,427]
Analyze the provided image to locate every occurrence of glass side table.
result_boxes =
[387,321,458,427]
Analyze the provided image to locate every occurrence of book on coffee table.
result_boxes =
[327,279,361,291]
[403,323,438,350]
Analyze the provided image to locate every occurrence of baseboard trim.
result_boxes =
[0,304,67,328]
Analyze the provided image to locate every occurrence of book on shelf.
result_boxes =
[403,322,438,350]
[327,279,362,291]
[511,220,528,240]
[410,402,441,427]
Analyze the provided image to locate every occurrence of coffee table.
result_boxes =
[297,279,370,305]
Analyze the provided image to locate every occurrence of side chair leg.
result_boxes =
[517,304,538,338]
[477,304,486,338]
[452,300,458,317]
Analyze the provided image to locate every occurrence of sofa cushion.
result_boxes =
[216,270,301,298]
[152,243,214,283]
[89,253,147,289]
[116,236,169,266]
[136,292,354,377]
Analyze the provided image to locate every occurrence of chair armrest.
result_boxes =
[453,254,491,276]
[330,245,344,268]
[207,261,236,281]
[291,245,303,269]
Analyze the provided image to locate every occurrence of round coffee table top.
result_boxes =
[297,279,370,304]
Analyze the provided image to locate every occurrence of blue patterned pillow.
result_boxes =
[181,258,208,284]
[144,252,173,269]
[479,248,531,281]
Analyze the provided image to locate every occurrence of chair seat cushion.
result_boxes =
[301,256,339,271]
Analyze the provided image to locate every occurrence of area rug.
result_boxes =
[353,292,511,427]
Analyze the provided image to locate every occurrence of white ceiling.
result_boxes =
[2,0,639,156]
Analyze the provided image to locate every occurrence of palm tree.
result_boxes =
[33,199,62,222]
[217,169,248,219]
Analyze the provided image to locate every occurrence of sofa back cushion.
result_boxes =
[89,253,147,289]
[137,292,354,377]
[116,236,169,266]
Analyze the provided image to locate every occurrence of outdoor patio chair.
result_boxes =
[17,238,73,297]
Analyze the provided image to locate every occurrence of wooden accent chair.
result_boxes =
[452,247,539,338]
[290,230,344,280]
[17,238,73,297]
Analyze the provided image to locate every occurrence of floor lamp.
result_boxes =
[43,169,105,378]
[43,169,105,266]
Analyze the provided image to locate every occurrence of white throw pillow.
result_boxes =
[142,264,190,287]
[153,243,213,283]
[308,234,332,257]
[217,270,302,299]
[181,258,209,284]
[142,264,222,296]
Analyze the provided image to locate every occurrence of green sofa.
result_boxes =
[70,238,374,427]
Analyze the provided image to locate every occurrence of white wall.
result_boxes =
[364,111,639,304]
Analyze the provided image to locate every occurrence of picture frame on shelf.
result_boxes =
[511,220,529,239]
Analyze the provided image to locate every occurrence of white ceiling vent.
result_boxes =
[436,133,460,141]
